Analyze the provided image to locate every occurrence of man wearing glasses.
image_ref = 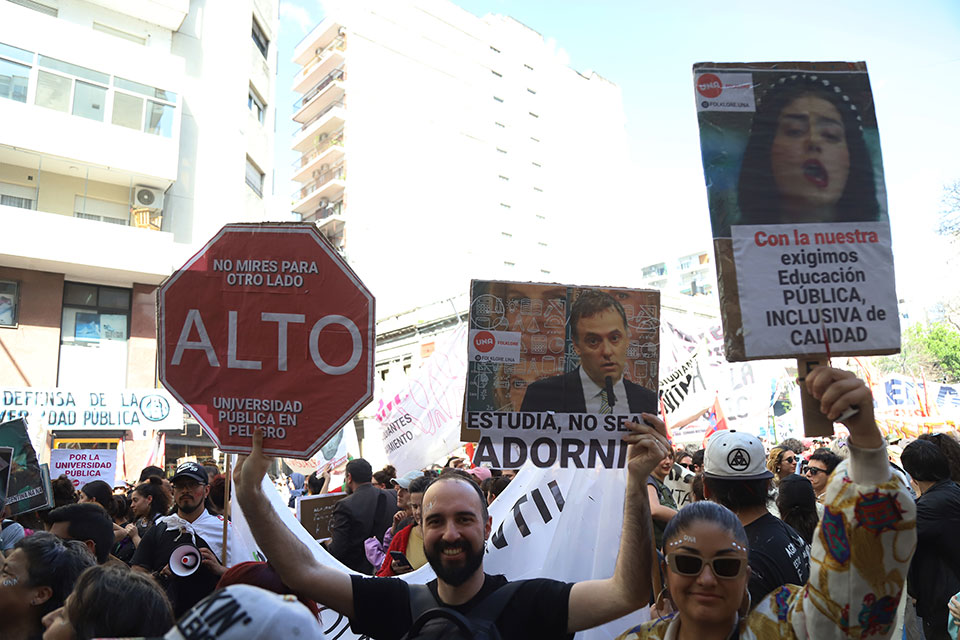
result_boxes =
[804,451,842,502]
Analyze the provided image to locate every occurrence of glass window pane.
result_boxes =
[112,92,143,130]
[35,70,71,112]
[144,100,174,137]
[98,288,130,310]
[72,81,106,121]
[0,59,29,103]
[0,42,34,64]
[63,283,97,307]
[115,77,175,102]
[38,55,109,85]
[0,280,18,326]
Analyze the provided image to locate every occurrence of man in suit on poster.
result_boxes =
[520,289,657,415]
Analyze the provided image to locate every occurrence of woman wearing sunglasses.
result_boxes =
[618,366,917,640]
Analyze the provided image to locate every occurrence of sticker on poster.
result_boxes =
[464,280,660,470]
[691,61,899,360]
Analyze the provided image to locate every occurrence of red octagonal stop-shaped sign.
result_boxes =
[158,223,374,458]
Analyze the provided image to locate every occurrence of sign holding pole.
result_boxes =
[158,223,375,459]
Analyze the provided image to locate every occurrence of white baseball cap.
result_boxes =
[704,431,773,481]
[96,585,324,640]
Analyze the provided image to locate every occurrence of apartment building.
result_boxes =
[291,0,634,319]
[0,0,278,472]
[640,250,716,298]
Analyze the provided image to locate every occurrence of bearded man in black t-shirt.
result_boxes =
[235,416,673,640]
[702,431,811,605]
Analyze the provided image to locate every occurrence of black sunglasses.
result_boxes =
[804,467,826,476]
[667,553,746,579]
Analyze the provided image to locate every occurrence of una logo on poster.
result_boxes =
[468,330,521,363]
[696,73,723,98]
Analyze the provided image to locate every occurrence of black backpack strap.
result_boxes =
[467,581,525,624]
[408,583,439,621]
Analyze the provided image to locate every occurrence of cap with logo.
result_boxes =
[704,431,774,481]
[171,461,208,485]
[93,584,324,640]
[391,470,422,490]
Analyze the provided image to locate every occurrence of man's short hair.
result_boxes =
[902,439,951,483]
[45,503,114,563]
[569,289,628,342]
[703,476,770,511]
[139,466,165,482]
[808,450,843,475]
[691,449,705,468]
[345,458,373,484]
[424,473,489,523]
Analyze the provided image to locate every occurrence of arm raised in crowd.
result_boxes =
[566,414,671,633]
[234,428,355,618]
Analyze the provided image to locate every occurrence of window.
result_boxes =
[529,112,539,118]
[7,0,56,16]
[532,161,541,167]
[493,96,503,103]
[533,187,543,192]
[498,175,509,181]
[73,80,106,121]
[35,70,71,112]
[58,282,131,387]
[501,232,512,238]
[530,136,540,142]
[524,63,534,70]
[0,280,19,327]
[494,122,505,128]
[527,88,536,94]
[248,87,266,124]
[61,283,130,343]
[252,17,269,58]
[245,156,264,197]
[491,70,502,77]
[114,77,177,137]
[499,203,511,209]
[0,43,32,103]
[92,22,146,45]
[535,214,545,220]
[496,147,507,154]
[0,181,36,210]
[538,242,547,247]
[74,196,128,225]
[490,46,500,53]
[504,261,515,267]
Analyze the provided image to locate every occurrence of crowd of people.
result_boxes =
[0,366,958,639]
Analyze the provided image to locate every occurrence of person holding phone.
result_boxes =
[377,475,431,577]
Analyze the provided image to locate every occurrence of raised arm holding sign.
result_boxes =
[235,414,671,638]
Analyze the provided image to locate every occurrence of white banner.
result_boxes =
[1,388,182,433]
[732,221,900,358]
[375,324,468,474]
[49,449,117,488]
[231,462,649,640]
[658,349,712,422]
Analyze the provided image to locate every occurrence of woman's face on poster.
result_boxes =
[770,94,850,215]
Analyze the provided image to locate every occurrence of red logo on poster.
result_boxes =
[474,331,496,353]
[158,223,375,459]
[697,73,723,98]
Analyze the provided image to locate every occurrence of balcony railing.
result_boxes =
[295,36,346,84]
[299,99,346,132]
[293,164,346,201]
[303,201,345,223]
[294,67,346,110]
[293,129,345,169]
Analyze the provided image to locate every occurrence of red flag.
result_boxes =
[702,395,728,448]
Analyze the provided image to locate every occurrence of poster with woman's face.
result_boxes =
[693,62,900,361]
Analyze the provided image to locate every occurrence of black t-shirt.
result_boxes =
[744,512,810,603]
[131,523,221,618]
[350,573,573,640]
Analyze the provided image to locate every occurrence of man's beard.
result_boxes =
[424,539,484,587]
[177,496,204,515]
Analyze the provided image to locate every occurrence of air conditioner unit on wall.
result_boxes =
[133,186,164,210]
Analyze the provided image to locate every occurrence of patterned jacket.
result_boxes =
[617,444,917,640]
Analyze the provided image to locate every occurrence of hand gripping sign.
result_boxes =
[158,223,375,458]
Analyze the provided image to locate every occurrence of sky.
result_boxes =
[274,0,960,315]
